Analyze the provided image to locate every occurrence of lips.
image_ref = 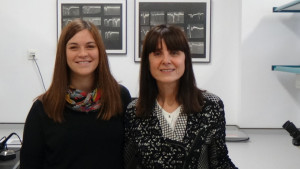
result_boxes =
[76,61,91,64]
[160,69,175,72]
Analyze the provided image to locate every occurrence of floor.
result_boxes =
[227,128,300,169]
[1,124,300,169]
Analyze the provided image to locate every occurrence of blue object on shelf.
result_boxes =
[273,0,300,12]
[272,65,300,74]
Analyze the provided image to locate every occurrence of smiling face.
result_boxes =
[149,39,185,86]
[66,29,99,80]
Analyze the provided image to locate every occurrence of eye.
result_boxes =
[170,50,180,55]
[68,45,78,50]
[154,52,160,56]
[152,51,161,57]
[87,45,96,49]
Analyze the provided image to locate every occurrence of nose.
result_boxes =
[162,53,171,64]
[78,47,88,57]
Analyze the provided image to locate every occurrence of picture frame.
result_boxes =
[57,0,127,54]
[134,0,211,62]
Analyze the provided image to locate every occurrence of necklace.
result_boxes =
[157,100,182,130]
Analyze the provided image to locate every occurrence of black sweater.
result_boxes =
[20,85,131,169]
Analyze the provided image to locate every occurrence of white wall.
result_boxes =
[2,0,299,128]
[0,0,57,123]
[240,0,300,127]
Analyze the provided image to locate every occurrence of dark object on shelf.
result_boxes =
[282,120,300,146]
[0,133,18,161]
[0,150,16,161]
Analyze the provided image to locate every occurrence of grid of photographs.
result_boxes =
[135,0,210,62]
[57,0,126,54]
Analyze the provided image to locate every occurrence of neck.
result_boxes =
[157,83,179,113]
[70,75,95,92]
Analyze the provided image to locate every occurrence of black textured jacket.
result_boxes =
[124,92,237,169]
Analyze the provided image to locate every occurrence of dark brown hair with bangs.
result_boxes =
[39,19,122,122]
[136,24,204,117]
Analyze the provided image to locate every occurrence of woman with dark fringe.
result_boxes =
[124,24,237,169]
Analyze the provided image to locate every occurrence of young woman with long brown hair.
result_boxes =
[20,19,131,169]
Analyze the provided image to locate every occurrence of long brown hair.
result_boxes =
[136,24,204,117]
[40,19,122,122]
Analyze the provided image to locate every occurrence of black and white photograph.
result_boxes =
[167,12,184,24]
[57,0,127,54]
[134,0,210,62]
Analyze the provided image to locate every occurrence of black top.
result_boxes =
[20,85,131,169]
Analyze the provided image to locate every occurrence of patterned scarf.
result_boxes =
[65,87,101,112]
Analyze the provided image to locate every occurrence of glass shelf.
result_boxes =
[273,0,300,12]
[272,65,300,74]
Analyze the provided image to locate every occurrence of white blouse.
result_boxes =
[157,101,182,131]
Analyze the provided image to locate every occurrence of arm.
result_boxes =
[20,100,45,169]
[210,98,237,169]
[123,99,140,169]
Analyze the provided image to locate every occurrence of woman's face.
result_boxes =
[149,39,185,86]
[66,29,99,79]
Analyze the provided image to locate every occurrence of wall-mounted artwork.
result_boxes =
[135,0,210,62]
[57,0,127,54]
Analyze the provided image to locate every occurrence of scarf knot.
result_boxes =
[66,87,101,112]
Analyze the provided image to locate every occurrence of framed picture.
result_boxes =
[57,0,127,54]
[134,0,210,62]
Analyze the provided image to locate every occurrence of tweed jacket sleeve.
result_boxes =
[201,92,237,169]
[123,99,140,169]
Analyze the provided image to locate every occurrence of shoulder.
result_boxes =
[26,99,48,122]
[203,91,223,105]
[119,84,130,97]
[199,92,226,126]
[124,99,138,119]
[31,99,45,112]
[119,84,131,101]
[202,91,221,103]
[127,99,138,109]
[128,99,138,108]
[124,99,138,131]
[202,91,224,108]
